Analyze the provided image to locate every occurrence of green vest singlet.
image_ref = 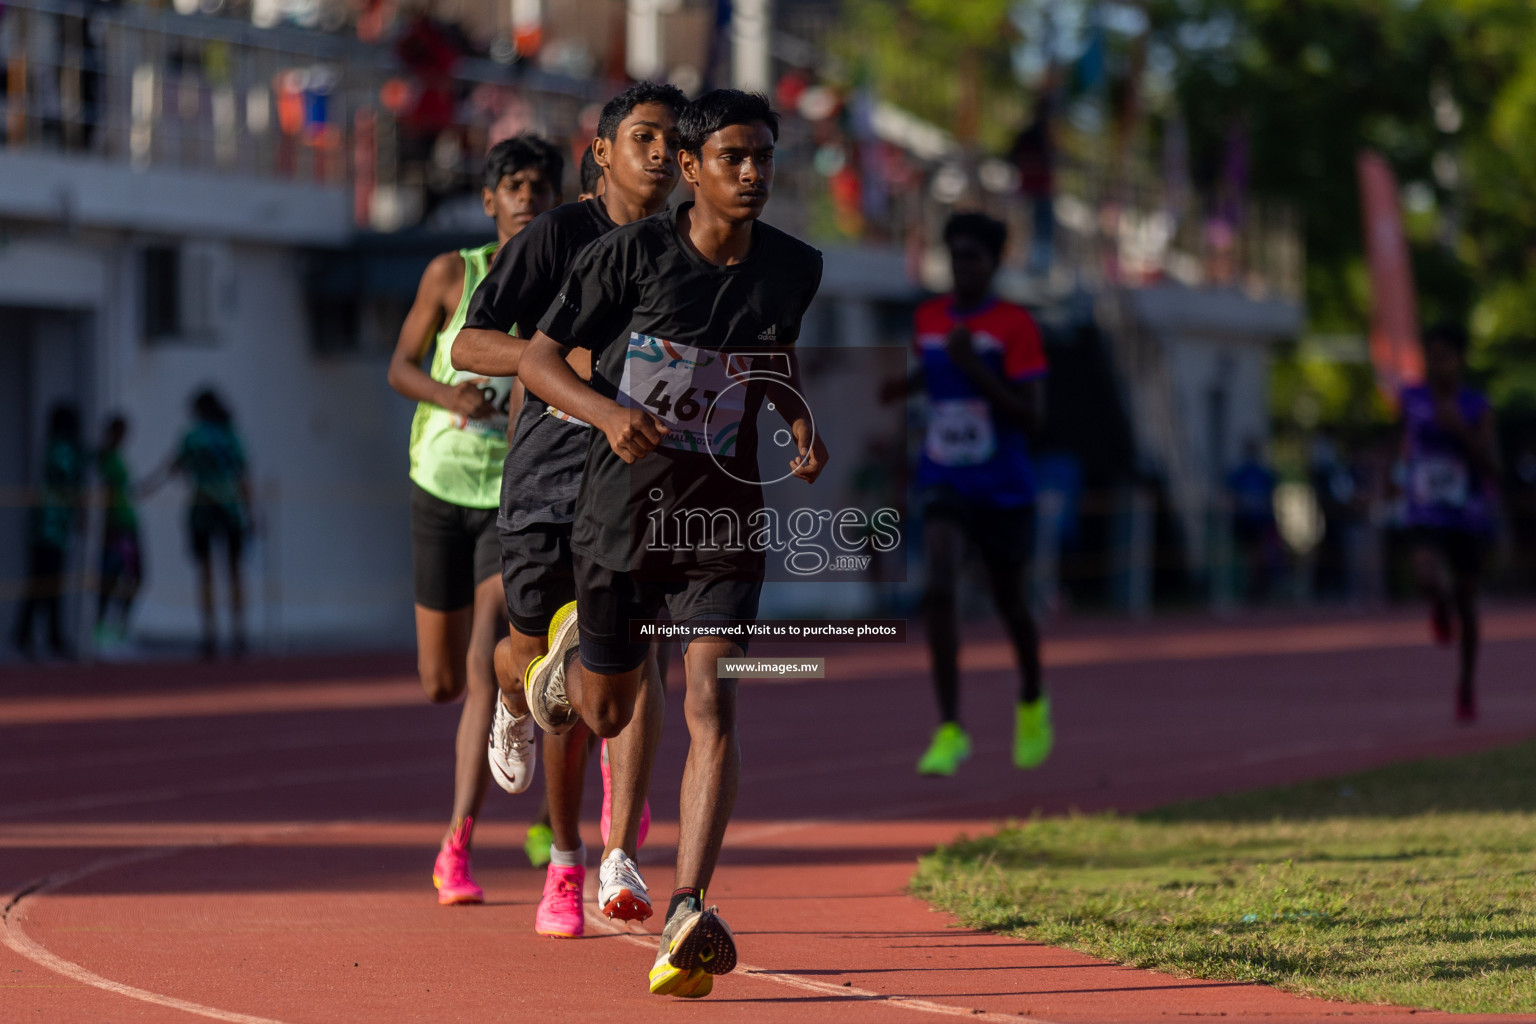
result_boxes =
[407,243,512,509]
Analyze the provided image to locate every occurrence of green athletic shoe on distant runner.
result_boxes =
[524,822,553,869]
[916,722,971,776]
[1013,696,1053,769]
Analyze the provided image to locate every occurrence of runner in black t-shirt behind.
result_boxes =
[452,82,687,938]
[519,90,826,999]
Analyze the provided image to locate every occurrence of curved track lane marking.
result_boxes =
[3,839,302,1024]
[582,908,1058,1024]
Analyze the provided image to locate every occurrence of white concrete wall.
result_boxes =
[1124,285,1302,577]
[0,230,412,649]
[0,151,352,246]
[113,241,416,646]
[1161,333,1271,572]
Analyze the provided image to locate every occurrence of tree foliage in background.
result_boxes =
[1149,0,1536,413]
[833,0,1025,151]
[834,0,1536,413]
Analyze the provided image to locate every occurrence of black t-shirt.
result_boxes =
[537,203,824,574]
[463,198,617,529]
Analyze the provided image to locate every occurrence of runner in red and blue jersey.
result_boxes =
[1400,322,1500,722]
[901,212,1052,776]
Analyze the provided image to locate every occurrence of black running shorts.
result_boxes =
[1409,525,1488,579]
[572,549,761,675]
[500,519,578,638]
[409,483,499,612]
[189,503,245,562]
[922,489,1036,566]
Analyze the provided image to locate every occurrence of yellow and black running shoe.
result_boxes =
[648,898,736,996]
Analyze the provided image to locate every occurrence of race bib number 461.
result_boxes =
[618,333,752,456]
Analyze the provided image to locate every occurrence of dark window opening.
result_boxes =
[143,245,181,339]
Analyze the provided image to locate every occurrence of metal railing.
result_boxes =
[0,0,604,228]
[0,0,1302,297]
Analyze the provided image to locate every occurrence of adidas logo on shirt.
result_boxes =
[757,324,778,342]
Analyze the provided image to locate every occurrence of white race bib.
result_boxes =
[546,405,591,428]
[448,370,513,437]
[925,399,996,467]
[1412,456,1469,508]
[618,333,752,456]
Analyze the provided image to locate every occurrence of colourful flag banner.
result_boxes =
[1357,150,1424,400]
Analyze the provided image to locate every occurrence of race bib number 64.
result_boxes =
[925,398,996,467]
[618,333,752,456]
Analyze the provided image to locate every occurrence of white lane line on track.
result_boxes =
[3,837,303,1024]
[0,758,444,821]
[582,908,1058,1024]
[0,727,433,778]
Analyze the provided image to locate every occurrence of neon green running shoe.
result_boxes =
[1013,695,1054,769]
[916,722,971,776]
[523,822,553,869]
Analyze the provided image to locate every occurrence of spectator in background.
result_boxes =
[1010,97,1056,278]
[11,403,84,659]
[95,414,143,650]
[1310,433,1366,602]
[1228,437,1278,605]
[145,389,252,659]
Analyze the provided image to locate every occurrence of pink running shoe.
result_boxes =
[431,817,484,906]
[535,863,585,937]
[599,739,651,849]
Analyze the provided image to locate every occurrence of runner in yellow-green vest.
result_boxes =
[386,134,562,905]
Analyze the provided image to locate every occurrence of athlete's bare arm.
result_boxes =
[1473,411,1501,478]
[520,331,668,464]
[450,326,529,378]
[878,366,924,404]
[763,350,828,483]
[944,325,1045,438]
[388,253,494,418]
[1434,396,1501,479]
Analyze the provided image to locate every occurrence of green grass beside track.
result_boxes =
[912,742,1536,1014]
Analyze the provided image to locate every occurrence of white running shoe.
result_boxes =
[597,848,653,921]
[487,695,537,794]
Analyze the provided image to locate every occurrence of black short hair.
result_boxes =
[596,81,689,142]
[677,89,779,156]
[943,211,1008,263]
[192,388,232,426]
[1423,321,1469,357]
[483,132,563,194]
[579,145,602,196]
[47,402,80,441]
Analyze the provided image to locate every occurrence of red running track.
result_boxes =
[4,607,1536,1024]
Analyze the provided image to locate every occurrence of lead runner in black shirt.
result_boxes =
[519,90,827,999]
[451,82,688,936]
